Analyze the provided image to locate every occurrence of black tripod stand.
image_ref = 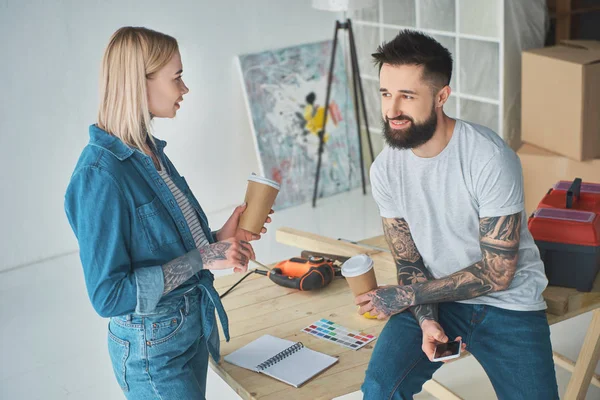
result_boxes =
[312,18,375,208]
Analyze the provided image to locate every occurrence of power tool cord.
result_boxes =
[219,269,261,299]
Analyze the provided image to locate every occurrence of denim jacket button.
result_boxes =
[169,200,175,208]
[188,240,194,247]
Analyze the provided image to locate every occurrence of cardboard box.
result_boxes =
[518,143,600,215]
[522,40,600,161]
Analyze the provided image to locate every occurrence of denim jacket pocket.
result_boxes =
[137,196,181,252]
[107,328,130,392]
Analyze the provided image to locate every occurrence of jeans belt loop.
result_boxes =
[184,292,190,316]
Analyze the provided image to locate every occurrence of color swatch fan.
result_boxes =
[302,318,376,350]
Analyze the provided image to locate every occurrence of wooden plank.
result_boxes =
[548,302,600,325]
[543,274,600,317]
[276,227,392,262]
[360,235,389,250]
[564,309,600,399]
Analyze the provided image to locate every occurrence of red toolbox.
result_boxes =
[537,179,600,213]
[528,178,600,292]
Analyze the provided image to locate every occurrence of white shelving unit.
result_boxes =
[350,0,547,149]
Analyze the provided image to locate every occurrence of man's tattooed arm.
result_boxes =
[161,242,232,295]
[363,213,522,317]
[383,218,437,325]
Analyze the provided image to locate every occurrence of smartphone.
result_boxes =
[432,339,462,362]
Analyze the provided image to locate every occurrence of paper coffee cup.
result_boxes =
[341,254,377,298]
[238,174,280,235]
[342,255,378,319]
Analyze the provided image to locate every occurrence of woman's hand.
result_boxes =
[216,203,274,242]
[199,238,255,273]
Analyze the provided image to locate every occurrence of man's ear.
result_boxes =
[435,86,451,108]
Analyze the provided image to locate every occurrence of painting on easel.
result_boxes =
[237,40,361,210]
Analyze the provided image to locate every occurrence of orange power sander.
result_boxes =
[254,254,346,290]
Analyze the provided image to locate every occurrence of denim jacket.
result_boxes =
[65,124,229,360]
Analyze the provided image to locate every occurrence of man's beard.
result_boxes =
[382,106,438,150]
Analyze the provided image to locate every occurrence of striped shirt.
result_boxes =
[157,163,209,249]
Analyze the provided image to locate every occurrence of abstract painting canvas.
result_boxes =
[237,40,361,210]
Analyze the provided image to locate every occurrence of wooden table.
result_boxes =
[210,228,600,400]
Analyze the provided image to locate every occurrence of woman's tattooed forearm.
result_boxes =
[370,214,521,316]
[161,249,204,295]
[161,242,232,295]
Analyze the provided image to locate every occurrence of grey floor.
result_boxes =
[1,187,598,399]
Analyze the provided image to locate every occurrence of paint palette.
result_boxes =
[301,319,376,350]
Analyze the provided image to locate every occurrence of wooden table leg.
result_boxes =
[563,309,600,400]
[553,351,600,389]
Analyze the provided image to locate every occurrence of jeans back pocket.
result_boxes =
[107,329,130,392]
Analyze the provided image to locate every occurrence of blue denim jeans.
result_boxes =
[107,287,214,399]
[362,302,559,400]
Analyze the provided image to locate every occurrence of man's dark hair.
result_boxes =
[372,30,453,90]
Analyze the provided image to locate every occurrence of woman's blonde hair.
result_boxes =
[97,27,179,151]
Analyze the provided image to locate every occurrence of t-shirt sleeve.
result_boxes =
[370,158,403,218]
[475,148,525,218]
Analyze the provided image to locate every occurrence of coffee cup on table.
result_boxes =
[238,174,280,235]
[341,254,378,319]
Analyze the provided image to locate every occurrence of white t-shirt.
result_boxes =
[370,119,547,311]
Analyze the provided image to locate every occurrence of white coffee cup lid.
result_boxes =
[248,173,280,190]
[341,254,374,277]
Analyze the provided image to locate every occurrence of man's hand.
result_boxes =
[420,320,467,362]
[355,285,411,319]
[216,203,273,242]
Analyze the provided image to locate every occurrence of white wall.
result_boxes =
[0,0,340,272]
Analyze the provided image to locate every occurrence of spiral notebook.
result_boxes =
[223,334,338,388]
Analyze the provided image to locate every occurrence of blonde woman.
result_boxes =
[65,27,270,399]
